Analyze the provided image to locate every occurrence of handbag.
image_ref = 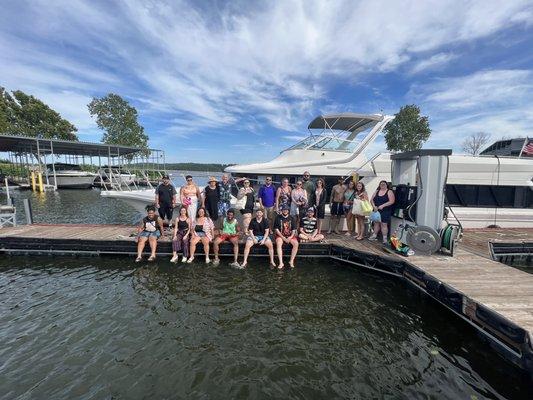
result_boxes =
[361,200,373,214]
[352,199,363,215]
[370,211,381,223]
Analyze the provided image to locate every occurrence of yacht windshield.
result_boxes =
[285,132,366,153]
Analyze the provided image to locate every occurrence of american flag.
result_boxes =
[522,139,533,156]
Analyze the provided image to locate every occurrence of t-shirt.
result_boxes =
[249,217,269,236]
[258,185,276,208]
[301,217,317,234]
[156,183,177,204]
[275,214,296,237]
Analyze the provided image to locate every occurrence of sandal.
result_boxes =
[148,255,156,262]
[135,256,142,263]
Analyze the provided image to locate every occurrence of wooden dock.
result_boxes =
[0,224,532,375]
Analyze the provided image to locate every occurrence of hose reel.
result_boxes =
[405,225,441,256]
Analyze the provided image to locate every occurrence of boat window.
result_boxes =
[286,135,323,150]
[309,137,361,152]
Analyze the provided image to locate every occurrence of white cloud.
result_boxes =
[0,0,531,143]
[409,53,457,74]
[408,69,533,149]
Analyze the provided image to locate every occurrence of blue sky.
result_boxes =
[1,0,532,163]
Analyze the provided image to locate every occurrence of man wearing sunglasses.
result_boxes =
[258,176,276,230]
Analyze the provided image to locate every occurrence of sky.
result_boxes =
[1,0,532,163]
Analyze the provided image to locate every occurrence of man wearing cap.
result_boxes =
[274,204,299,268]
[302,171,315,207]
[299,207,324,242]
[202,176,220,222]
[155,175,177,227]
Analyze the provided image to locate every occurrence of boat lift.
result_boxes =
[0,135,166,191]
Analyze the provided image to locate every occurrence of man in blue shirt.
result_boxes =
[258,176,276,229]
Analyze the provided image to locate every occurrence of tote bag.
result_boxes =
[352,199,363,215]
[361,200,373,215]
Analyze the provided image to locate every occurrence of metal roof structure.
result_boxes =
[307,113,384,132]
[0,134,144,156]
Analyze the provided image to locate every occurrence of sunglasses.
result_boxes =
[186,178,192,181]
[244,181,250,184]
[296,183,302,185]
[266,178,272,181]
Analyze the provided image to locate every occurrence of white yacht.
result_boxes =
[226,113,533,228]
[47,163,97,189]
[96,167,137,186]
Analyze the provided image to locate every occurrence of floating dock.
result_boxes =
[0,224,532,376]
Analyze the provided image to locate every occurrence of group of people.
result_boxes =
[136,172,396,267]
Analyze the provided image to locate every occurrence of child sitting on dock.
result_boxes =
[136,205,164,262]
[299,207,324,243]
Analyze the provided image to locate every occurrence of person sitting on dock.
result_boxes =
[155,175,177,228]
[299,207,324,243]
[171,206,191,263]
[136,205,164,262]
[188,207,215,264]
[241,208,276,268]
[212,209,240,267]
[274,204,299,269]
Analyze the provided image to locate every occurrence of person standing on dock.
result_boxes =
[302,171,315,208]
[328,177,346,234]
[155,175,177,227]
[274,204,299,269]
[343,180,356,236]
[290,180,308,228]
[171,206,191,263]
[237,178,255,233]
[217,174,234,222]
[203,176,220,222]
[352,181,369,241]
[258,176,276,230]
[314,178,327,233]
[136,205,164,262]
[180,175,201,223]
[369,180,395,244]
[275,178,292,214]
[212,209,241,267]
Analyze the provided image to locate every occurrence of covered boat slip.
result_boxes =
[0,224,532,375]
[0,134,166,190]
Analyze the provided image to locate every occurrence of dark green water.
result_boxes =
[0,257,530,399]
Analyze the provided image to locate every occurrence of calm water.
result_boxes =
[0,257,531,399]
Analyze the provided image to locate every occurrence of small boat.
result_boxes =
[47,163,97,189]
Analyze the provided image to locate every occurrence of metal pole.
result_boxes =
[50,140,57,190]
[23,198,33,224]
[4,177,11,206]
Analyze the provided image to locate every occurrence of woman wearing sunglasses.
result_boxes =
[180,175,201,223]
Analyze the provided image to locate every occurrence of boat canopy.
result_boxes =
[307,113,384,132]
[288,113,387,153]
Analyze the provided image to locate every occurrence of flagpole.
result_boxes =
[519,137,528,158]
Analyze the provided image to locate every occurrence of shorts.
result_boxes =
[240,208,253,215]
[139,230,161,238]
[330,202,344,216]
[218,233,239,241]
[158,203,173,220]
[264,206,275,222]
[247,235,270,242]
[196,231,207,238]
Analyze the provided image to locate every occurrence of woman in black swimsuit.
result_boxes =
[171,206,191,263]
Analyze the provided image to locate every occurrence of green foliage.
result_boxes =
[88,94,148,151]
[384,105,431,152]
[0,87,78,140]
